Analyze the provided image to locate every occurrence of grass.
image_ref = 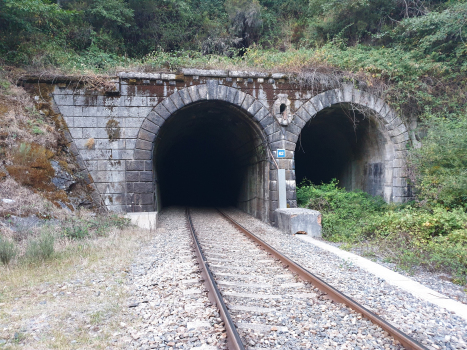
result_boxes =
[0,222,150,349]
[0,236,17,265]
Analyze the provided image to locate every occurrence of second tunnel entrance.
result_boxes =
[295,103,393,199]
[154,100,269,220]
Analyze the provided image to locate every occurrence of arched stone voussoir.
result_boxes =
[294,102,317,124]
[169,90,185,109]
[141,119,160,135]
[153,103,171,120]
[137,128,156,143]
[296,87,407,145]
[135,84,272,158]
[248,100,264,117]
[206,79,219,100]
[178,87,193,105]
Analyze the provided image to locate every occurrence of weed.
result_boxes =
[339,259,355,270]
[31,125,44,135]
[0,236,17,265]
[13,331,26,344]
[61,214,130,239]
[85,138,95,149]
[25,232,55,262]
[90,311,103,324]
[63,219,90,239]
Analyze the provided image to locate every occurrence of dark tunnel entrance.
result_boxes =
[295,104,392,198]
[154,100,269,219]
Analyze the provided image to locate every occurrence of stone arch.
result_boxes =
[292,85,410,203]
[127,80,276,214]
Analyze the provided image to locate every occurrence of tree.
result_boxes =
[225,0,262,49]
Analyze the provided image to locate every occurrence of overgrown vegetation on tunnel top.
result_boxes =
[1,0,467,283]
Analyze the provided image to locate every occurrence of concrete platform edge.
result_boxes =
[298,235,467,321]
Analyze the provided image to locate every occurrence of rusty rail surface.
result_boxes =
[216,209,428,350]
[185,208,245,350]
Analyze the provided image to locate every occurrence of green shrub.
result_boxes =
[408,115,467,209]
[86,214,131,236]
[368,206,467,243]
[62,214,130,239]
[25,232,55,262]
[63,219,90,239]
[0,236,18,265]
[297,179,386,241]
[298,180,467,283]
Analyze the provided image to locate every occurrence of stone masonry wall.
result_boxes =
[21,69,412,223]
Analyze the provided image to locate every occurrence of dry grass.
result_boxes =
[0,178,66,219]
[84,138,95,150]
[0,224,151,349]
[0,79,58,150]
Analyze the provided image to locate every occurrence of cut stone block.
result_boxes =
[275,208,322,237]
[124,211,157,230]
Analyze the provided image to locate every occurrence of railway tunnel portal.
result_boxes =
[23,69,412,224]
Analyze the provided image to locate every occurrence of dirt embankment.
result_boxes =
[0,73,101,234]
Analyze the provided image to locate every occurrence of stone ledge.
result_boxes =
[181,68,228,77]
[275,208,322,238]
[118,70,290,80]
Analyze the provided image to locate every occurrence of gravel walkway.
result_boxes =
[225,207,467,350]
[333,243,467,305]
[125,207,226,350]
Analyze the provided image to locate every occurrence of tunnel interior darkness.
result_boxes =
[295,103,390,197]
[154,101,267,211]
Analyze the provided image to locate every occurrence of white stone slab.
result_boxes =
[184,303,204,311]
[190,345,218,350]
[236,322,288,333]
[187,321,211,329]
[279,283,303,288]
[228,305,278,313]
[217,281,272,289]
[223,292,281,299]
[276,208,322,237]
[124,212,157,230]
[298,235,467,320]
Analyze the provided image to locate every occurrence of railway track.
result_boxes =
[186,207,428,350]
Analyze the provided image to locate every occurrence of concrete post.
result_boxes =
[278,169,287,208]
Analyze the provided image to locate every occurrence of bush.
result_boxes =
[408,115,467,209]
[25,232,55,262]
[63,218,90,239]
[368,206,467,243]
[297,179,386,241]
[62,214,130,239]
[369,207,467,284]
[298,180,467,283]
[0,236,18,265]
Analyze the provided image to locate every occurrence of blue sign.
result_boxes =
[277,149,286,158]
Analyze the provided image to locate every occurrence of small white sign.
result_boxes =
[277,149,286,158]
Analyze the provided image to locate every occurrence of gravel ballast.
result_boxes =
[190,208,407,350]
[224,207,467,350]
[126,207,227,350]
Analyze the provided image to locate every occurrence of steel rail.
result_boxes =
[185,208,245,350]
[217,209,428,350]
